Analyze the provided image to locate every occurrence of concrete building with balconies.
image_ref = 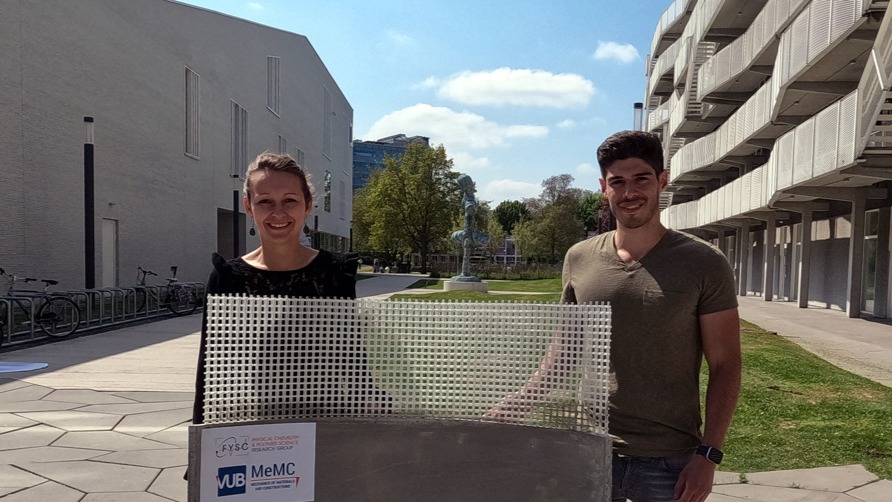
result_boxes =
[1,0,353,289]
[646,0,892,318]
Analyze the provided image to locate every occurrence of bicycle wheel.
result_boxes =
[0,302,7,348]
[37,297,81,338]
[166,286,198,316]
[124,288,148,316]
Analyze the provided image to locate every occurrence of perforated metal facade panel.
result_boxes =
[793,120,815,185]
[813,102,840,177]
[808,0,833,62]
[202,297,612,436]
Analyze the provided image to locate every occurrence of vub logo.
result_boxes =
[217,465,246,497]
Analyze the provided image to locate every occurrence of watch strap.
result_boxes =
[696,444,723,465]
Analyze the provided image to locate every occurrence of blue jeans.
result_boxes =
[611,453,692,502]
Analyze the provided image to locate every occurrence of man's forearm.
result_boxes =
[701,362,741,447]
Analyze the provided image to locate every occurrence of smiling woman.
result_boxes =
[191,152,364,426]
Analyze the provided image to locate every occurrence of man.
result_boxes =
[562,130,741,501]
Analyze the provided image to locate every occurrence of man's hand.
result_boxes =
[673,455,716,502]
[483,392,532,422]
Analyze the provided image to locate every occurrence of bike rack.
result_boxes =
[0,295,39,345]
[0,298,10,346]
[0,283,205,350]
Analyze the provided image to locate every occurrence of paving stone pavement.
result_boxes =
[0,275,890,500]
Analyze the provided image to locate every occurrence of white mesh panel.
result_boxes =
[203,297,611,435]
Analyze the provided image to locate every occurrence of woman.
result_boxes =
[192,152,376,425]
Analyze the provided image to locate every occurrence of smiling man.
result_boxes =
[561,130,741,502]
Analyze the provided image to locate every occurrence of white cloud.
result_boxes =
[557,119,577,129]
[386,29,414,46]
[411,76,440,91]
[247,2,264,10]
[364,104,547,174]
[575,162,599,177]
[450,151,491,172]
[433,67,595,108]
[481,179,542,203]
[364,103,547,151]
[592,41,640,63]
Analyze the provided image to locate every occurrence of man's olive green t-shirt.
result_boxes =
[561,230,737,457]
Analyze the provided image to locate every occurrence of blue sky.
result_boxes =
[180,0,668,205]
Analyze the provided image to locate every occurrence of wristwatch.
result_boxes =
[696,444,724,465]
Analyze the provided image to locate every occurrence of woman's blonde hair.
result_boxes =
[243,152,313,204]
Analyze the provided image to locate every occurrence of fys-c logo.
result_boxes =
[217,465,246,497]
[216,436,250,458]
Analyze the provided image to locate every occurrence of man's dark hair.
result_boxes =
[596,130,664,177]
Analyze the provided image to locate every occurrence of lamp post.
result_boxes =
[84,117,95,289]
[231,174,240,259]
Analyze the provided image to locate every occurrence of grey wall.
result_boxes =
[0,0,353,288]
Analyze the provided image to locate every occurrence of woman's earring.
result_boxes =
[249,220,256,236]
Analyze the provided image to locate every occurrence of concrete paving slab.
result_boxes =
[711,483,862,501]
[44,389,136,405]
[0,384,53,403]
[83,492,175,502]
[0,480,85,501]
[92,448,188,468]
[17,410,122,431]
[111,391,193,403]
[0,380,34,392]
[0,399,81,413]
[714,470,742,485]
[744,464,879,492]
[145,424,190,448]
[0,445,108,463]
[0,465,44,493]
[21,460,159,492]
[0,413,38,428]
[0,424,64,449]
[148,466,189,501]
[848,480,892,501]
[113,407,192,437]
[53,430,179,451]
[77,401,192,415]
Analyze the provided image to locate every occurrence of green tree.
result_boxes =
[513,199,585,263]
[357,143,461,272]
[577,192,603,232]
[512,174,589,263]
[492,200,529,234]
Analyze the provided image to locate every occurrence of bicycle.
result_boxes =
[0,267,81,345]
[126,266,198,316]
[124,266,158,316]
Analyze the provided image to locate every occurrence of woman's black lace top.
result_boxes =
[192,250,360,424]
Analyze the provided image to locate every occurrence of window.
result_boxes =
[323,86,332,159]
[278,135,287,154]
[231,101,247,178]
[323,171,332,212]
[185,67,200,158]
[339,180,346,219]
[267,56,280,115]
[295,148,305,167]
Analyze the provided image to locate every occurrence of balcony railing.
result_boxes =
[670,80,774,182]
[857,0,892,152]
[697,0,808,100]
[772,0,867,120]
[663,91,859,231]
[649,0,695,59]
[669,0,871,184]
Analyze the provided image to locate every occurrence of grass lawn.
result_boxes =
[403,277,562,294]
[716,320,892,479]
[390,284,892,479]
